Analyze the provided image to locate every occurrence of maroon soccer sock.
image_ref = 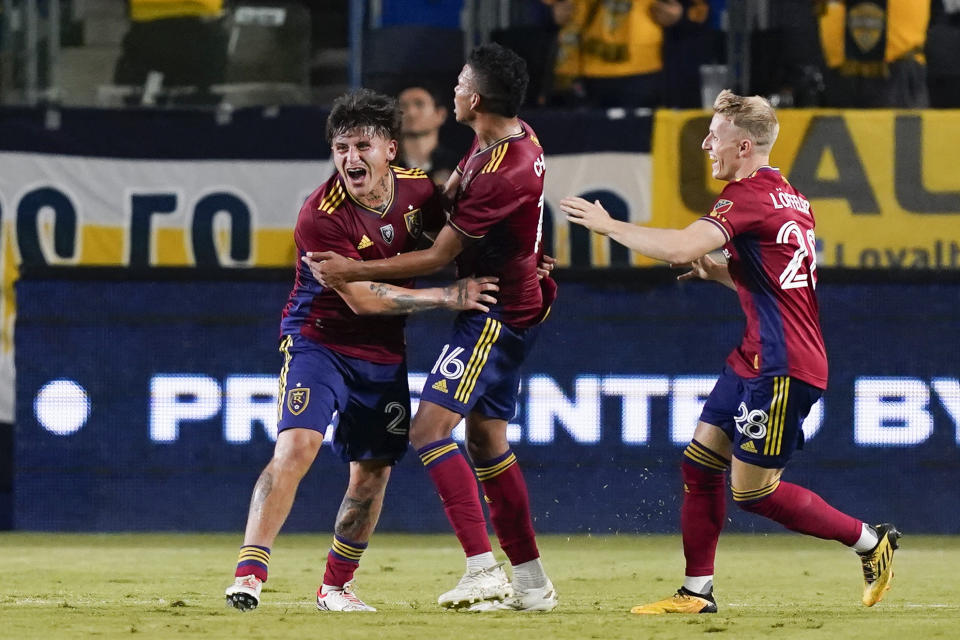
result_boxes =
[235,544,270,582]
[475,450,540,566]
[737,480,862,545]
[321,535,367,588]
[680,449,728,577]
[417,438,492,557]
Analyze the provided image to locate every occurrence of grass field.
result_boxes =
[3,532,958,639]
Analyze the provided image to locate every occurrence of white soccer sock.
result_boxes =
[466,551,497,574]
[850,523,880,553]
[683,575,714,596]
[512,557,547,591]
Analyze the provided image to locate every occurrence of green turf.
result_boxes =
[2,532,958,639]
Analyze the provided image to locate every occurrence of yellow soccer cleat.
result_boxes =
[858,523,902,607]
[630,587,718,615]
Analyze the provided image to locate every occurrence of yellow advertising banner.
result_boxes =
[653,109,960,269]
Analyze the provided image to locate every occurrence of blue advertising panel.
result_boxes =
[15,272,960,533]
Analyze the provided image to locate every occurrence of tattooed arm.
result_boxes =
[334,276,499,316]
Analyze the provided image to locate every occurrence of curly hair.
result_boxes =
[467,43,529,118]
[712,89,780,149]
[325,89,402,143]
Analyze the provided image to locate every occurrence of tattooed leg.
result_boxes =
[335,460,392,543]
[242,428,324,547]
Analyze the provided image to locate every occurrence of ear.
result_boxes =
[739,138,753,156]
[437,104,448,125]
[386,139,398,162]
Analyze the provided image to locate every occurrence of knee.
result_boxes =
[269,449,313,480]
[464,432,490,462]
[407,416,434,449]
[465,428,509,463]
[348,462,391,499]
[732,480,782,514]
[408,405,460,449]
[269,433,322,479]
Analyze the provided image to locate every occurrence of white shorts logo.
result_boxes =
[734,402,768,439]
[430,344,466,380]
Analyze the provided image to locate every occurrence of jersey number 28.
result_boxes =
[776,220,818,290]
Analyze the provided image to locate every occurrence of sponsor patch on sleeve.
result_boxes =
[713,199,733,215]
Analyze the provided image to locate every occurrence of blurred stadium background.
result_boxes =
[0,0,957,567]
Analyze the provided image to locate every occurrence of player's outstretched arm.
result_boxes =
[560,196,726,264]
[303,224,467,288]
[334,276,499,316]
[675,254,736,290]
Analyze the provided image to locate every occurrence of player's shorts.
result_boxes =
[419,312,541,420]
[699,366,823,469]
[276,334,411,464]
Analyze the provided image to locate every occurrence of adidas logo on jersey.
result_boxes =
[740,440,758,453]
[357,235,373,250]
[431,379,448,393]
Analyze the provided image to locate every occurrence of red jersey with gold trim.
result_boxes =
[699,167,828,388]
[280,166,445,364]
[449,119,556,328]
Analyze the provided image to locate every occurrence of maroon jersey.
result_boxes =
[449,119,556,328]
[280,166,445,364]
[699,167,828,388]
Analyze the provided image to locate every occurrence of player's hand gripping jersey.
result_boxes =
[280,167,445,363]
[449,119,557,328]
[699,167,828,388]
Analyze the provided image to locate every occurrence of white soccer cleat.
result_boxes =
[438,563,513,609]
[225,574,262,611]
[468,578,558,612]
[316,581,377,612]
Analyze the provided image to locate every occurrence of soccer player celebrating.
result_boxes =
[224,89,498,613]
[560,90,900,614]
[305,44,559,612]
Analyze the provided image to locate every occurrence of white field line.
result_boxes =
[2,598,956,610]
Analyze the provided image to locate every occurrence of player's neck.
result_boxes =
[353,170,393,210]
[472,115,522,150]
[733,156,771,181]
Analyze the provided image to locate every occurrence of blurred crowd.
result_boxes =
[506,0,959,110]
[113,1,960,113]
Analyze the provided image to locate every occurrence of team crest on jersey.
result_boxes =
[287,388,310,416]
[848,2,885,53]
[713,199,733,215]
[404,209,422,238]
[380,223,395,244]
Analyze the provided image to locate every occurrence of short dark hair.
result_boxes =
[325,89,402,144]
[466,43,528,117]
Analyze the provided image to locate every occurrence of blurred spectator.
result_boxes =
[570,0,683,109]
[749,0,826,108]
[545,0,587,105]
[491,0,564,106]
[817,0,930,108]
[662,0,718,108]
[114,0,229,103]
[397,86,460,186]
[926,0,960,108]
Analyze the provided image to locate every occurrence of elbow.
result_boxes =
[663,247,700,265]
[351,305,380,316]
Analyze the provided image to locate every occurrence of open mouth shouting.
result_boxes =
[345,166,368,187]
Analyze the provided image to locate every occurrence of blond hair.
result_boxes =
[712,89,779,149]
